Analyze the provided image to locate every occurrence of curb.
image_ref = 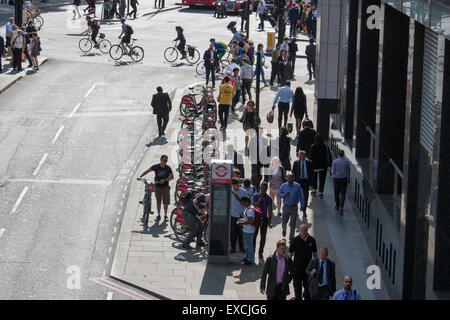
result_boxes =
[109,275,171,300]
[0,57,48,95]
[141,5,182,17]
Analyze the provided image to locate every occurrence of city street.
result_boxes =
[0,1,275,300]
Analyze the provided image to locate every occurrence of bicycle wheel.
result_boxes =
[78,38,92,53]
[186,48,200,64]
[195,62,206,76]
[173,219,189,242]
[130,46,144,62]
[34,16,44,29]
[109,44,123,60]
[219,59,230,75]
[164,46,178,63]
[99,39,112,54]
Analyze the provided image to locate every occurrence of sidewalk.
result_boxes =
[110,30,391,300]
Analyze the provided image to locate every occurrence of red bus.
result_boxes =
[181,0,246,13]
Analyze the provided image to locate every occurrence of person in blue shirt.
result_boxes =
[253,43,268,87]
[230,178,247,253]
[288,4,300,37]
[332,150,350,215]
[272,81,294,129]
[278,173,304,242]
[333,276,361,300]
[228,27,243,47]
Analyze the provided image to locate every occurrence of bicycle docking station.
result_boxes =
[208,160,232,264]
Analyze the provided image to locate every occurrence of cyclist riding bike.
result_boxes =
[118,18,133,54]
[174,26,186,60]
[181,193,210,249]
[86,16,100,48]
[23,0,36,24]
[210,38,226,60]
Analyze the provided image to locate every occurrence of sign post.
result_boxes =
[208,159,232,264]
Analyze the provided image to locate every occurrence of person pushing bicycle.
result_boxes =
[119,18,133,54]
[86,16,100,48]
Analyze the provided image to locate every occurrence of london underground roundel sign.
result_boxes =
[212,163,231,184]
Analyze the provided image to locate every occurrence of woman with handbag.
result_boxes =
[290,86,308,136]
[308,133,332,197]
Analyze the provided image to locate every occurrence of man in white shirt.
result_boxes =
[224,58,240,76]
[256,0,266,31]
[238,195,255,265]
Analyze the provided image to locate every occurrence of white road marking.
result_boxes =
[11,178,111,186]
[120,201,123,207]
[123,185,127,192]
[108,246,112,253]
[105,257,110,265]
[122,193,125,199]
[84,83,97,98]
[113,227,117,234]
[33,153,48,176]
[111,237,115,244]
[0,228,5,239]
[116,218,119,224]
[118,210,121,216]
[71,111,153,117]
[102,270,106,278]
[106,292,113,300]
[51,126,65,144]
[10,187,29,215]
[68,103,81,118]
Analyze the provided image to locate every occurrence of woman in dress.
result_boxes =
[265,156,286,216]
[29,32,40,70]
[290,86,308,136]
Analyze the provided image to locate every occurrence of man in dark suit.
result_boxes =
[307,247,336,300]
[305,38,316,80]
[296,119,316,155]
[203,43,219,88]
[292,150,313,217]
[151,86,172,137]
[260,239,293,300]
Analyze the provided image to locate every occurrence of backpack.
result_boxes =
[127,24,134,35]
[247,206,263,228]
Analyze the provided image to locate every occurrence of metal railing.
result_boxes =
[389,158,403,203]
[366,126,376,162]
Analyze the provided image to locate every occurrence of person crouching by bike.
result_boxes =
[174,26,186,60]
[181,193,210,249]
[137,155,173,222]
[119,19,133,54]
[86,16,100,48]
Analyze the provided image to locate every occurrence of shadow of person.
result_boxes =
[234,260,264,284]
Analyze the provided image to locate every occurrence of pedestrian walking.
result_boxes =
[290,87,308,136]
[256,0,266,31]
[137,155,173,222]
[278,49,290,86]
[73,0,82,19]
[242,178,256,197]
[278,173,304,242]
[128,0,139,19]
[181,193,210,249]
[288,37,298,77]
[253,43,268,86]
[119,0,126,19]
[272,81,294,130]
[292,150,313,217]
[332,150,350,215]
[231,68,241,113]
[246,40,255,66]
[265,156,286,217]
[278,126,291,172]
[288,4,300,37]
[241,100,260,154]
[217,76,235,131]
[238,195,256,265]
[270,43,281,86]
[230,178,247,253]
[288,224,317,300]
[239,58,253,104]
[308,133,332,197]
[5,17,14,50]
[306,247,336,300]
[0,35,4,73]
[305,38,316,80]
[296,119,316,154]
[11,29,25,72]
[111,0,119,18]
[260,239,293,300]
[333,276,361,300]
[203,43,219,88]
[150,86,172,137]
[252,181,273,260]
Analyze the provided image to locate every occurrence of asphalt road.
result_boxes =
[0,3,270,299]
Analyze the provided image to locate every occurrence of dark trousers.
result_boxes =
[182,211,202,246]
[218,104,230,129]
[317,285,331,300]
[293,269,311,300]
[289,54,296,76]
[311,169,326,193]
[156,113,169,136]
[259,14,265,30]
[231,89,241,112]
[24,46,32,66]
[289,20,297,36]
[270,61,280,84]
[129,3,137,18]
[12,47,23,71]
[307,59,315,79]
[230,216,244,250]
[280,64,288,85]
[334,177,348,208]
[299,179,310,211]
[177,41,186,56]
[241,79,252,103]
[277,102,290,129]
[268,283,286,300]
[205,64,215,87]
[253,217,268,256]
[240,16,248,32]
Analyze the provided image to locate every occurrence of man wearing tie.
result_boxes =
[203,43,219,88]
[292,150,313,218]
[307,247,336,300]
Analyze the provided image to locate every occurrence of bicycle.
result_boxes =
[137,178,154,230]
[173,211,208,246]
[79,32,111,54]
[195,58,230,76]
[164,41,200,64]
[28,10,44,30]
[109,38,144,62]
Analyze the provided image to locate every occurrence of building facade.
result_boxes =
[315,0,450,299]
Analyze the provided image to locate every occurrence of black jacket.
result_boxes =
[305,43,316,61]
[292,93,307,118]
[309,143,331,170]
[260,252,293,298]
[306,258,336,299]
[151,92,172,115]
[292,158,313,183]
[296,127,316,154]
[203,49,219,68]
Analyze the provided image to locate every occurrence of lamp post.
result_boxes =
[277,0,285,43]
[253,50,262,189]
[14,0,23,28]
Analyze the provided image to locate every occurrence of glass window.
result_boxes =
[402,0,429,25]
[430,2,450,39]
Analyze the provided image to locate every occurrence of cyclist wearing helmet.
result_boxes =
[86,16,100,48]
[119,18,132,53]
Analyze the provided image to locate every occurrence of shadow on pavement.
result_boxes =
[199,263,241,295]
[142,219,169,237]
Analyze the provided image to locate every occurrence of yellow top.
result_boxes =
[218,83,234,105]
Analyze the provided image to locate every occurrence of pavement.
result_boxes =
[110,29,391,300]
